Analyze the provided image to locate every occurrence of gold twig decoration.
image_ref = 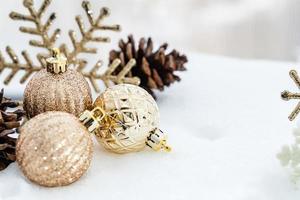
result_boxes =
[82,58,140,92]
[0,47,44,84]
[60,1,121,66]
[0,0,139,92]
[281,70,300,121]
[10,0,60,51]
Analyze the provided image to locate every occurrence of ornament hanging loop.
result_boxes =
[161,141,172,152]
[146,128,171,152]
[46,48,67,74]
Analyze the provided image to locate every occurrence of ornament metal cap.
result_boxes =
[79,107,106,134]
[46,48,67,74]
[146,128,171,152]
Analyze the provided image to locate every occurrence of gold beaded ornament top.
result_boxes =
[281,70,300,121]
[79,85,171,153]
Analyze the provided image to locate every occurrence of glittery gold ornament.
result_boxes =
[16,111,93,187]
[80,84,171,153]
[23,48,92,118]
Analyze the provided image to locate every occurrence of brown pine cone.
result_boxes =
[109,35,188,98]
[0,89,25,171]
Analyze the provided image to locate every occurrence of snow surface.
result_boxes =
[1,53,300,200]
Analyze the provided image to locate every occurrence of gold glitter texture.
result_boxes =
[23,65,92,118]
[16,111,93,187]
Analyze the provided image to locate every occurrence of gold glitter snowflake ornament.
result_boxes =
[0,0,140,92]
[281,70,300,121]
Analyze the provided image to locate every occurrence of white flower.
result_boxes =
[278,126,300,184]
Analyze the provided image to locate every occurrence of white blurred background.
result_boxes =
[0,0,300,62]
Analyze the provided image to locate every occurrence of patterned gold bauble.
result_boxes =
[80,84,171,153]
[23,48,92,118]
[16,111,93,187]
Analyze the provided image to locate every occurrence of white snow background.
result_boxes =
[0,52,300,200]
[0,0,300,199]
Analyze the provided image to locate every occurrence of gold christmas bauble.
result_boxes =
[16,111,93,187]
[23,49,92,118]
[93,84,159,153]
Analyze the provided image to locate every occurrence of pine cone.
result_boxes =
[109,35,188,98]
[0,89,25,171]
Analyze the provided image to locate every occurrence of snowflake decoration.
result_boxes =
[0,0,140,93]
[281,70,300,121]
